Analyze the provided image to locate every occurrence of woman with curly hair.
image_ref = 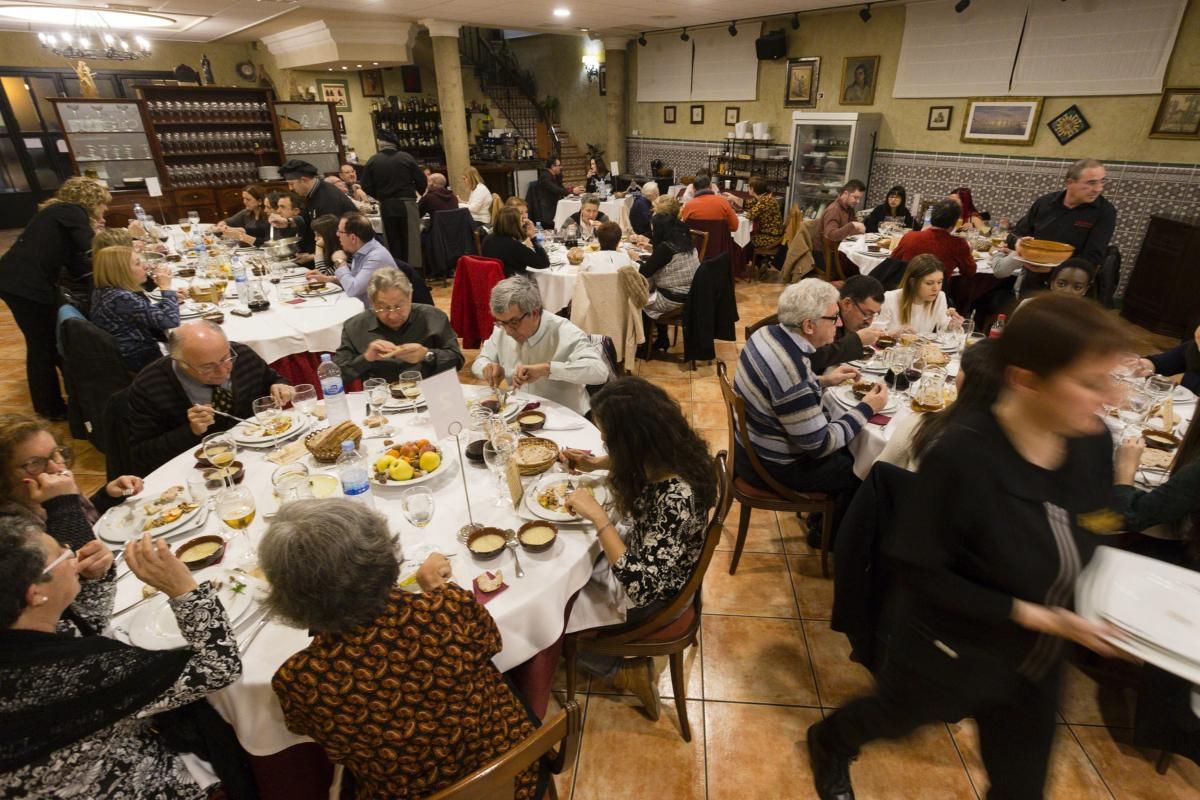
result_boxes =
[562,376,717,717]
[0,177,111,418]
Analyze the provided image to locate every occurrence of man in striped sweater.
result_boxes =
[733,279,889,532]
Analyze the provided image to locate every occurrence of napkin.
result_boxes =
[285,298,306,305]
[869,413,892,426]
[472,571,508,604]
[264,440,308,464]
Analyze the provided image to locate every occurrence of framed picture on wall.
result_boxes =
[690,105,704,124]
[598,64,607,97]
[961,98,1043,145]
[927,106,953,131]
[1047,104,1090,145]
[840,55,879,105]
[1150,88,1200,139]
[400,65,422,94]
[784,57,820,108]
[664,105,676,124]
[725,107,740,126]
[316,79,351,112]
[359,69,385,98]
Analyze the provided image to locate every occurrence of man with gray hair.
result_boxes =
[734,278,888,533]
[334,267,463,384]
[417,172,459,216]
[128,320,292,475]
[1010,158,1115,270]
[472,276,608,415]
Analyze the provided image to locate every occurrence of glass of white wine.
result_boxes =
[401,487,435,528]
[216,484,257,565]
[397,370,424,421]
[201,432,238,488]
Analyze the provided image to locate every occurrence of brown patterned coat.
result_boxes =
[272,585,539,799]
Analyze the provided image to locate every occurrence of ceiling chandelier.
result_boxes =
[0,5,176,61]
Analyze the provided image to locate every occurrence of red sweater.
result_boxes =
[681,192,739,232]
[891,227,976,279]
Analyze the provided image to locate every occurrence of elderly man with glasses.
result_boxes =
[734,279,890,539]
[128,321,292,475]
[472,276,608,416]
[305,211,397,306]
[334,267,463,385]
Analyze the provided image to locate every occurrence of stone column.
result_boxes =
[421,20,470,194]
[603,38,628,175]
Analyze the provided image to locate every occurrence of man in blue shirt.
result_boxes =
[305,212,394,306]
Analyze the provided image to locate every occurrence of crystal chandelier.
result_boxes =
[0,5,174,61]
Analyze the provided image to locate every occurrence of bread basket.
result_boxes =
[512,437,559,476]
[304,422,363,464]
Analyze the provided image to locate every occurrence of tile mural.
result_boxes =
[628,136,1200,295]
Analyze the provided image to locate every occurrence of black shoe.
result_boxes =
[807,721,855,800]
[805,512,824,550]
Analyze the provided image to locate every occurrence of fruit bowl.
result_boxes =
[372,438,446,485]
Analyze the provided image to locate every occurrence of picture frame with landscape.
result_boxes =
[961,98,1043,145]
[316,79,352,112]
[784,57,820,108]
[1150,88,1200,139]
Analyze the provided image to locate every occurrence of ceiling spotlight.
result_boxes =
[552,7,570,17]
[372,62,379,65]
[680,27,689,42]
[728,20,737,36]
[859,4,872,22]
[340,65,347,70]
[638,32,647,46]
[955,0,970,11]
[356,64,362,68]
[791,13,800,30]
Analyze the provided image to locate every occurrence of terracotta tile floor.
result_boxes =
[2,225,1197,798]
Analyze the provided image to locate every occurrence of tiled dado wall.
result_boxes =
[627,136,1200,291]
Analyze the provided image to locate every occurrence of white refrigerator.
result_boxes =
[788,111,881,218]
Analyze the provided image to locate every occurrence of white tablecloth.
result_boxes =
[732,215,752,248]
[552,197,627,231]
[109,387,605,756]
[838,237,994,276]
[529,245,643,313]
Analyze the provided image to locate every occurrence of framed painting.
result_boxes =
[961,98,1043,145]
[725,106,740,125]
[840,55,879,105]
[784,57,819,108]
[663,105,676,124]
[315,79,351,112]
[927,106,953,131]
[1150,88,1200,139]
[690,104,704,124]
[359,69,384,98]
[1047,104,1090,145]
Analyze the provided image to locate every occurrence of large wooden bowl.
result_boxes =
[1017,239,1074,266]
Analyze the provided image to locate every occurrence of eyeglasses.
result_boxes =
[851,300,878,321]
[372,303,410,315]
[494,311,532,331]
[18,446,74,476]
[816,313,841,323]
[180,351,238,374]
[42,542,76,575]
[336,228,350,237]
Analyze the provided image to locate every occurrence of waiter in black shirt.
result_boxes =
[279,159,356,262]
[361,129,426,268]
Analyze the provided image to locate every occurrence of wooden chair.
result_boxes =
[816,236,846,283]
[472,226,483,256]
[716,361,837,577]
[564,453,732,742]
[688,229,709,261]
[424,701,583,800]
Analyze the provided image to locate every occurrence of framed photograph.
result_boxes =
[784,57,820,108]
[598,64,607,97]
[840,55,879,105]
[1047,104,1090,145]
[1150,88,1200,139]
[316,79,351,112]
[725,107,740,126]
[337,114,347,135]
[927,106,953,131]
[663,105,676,124]
[400,65,422,94]
[960,98,1044,145]
[359,69,384,98]
[690,105,704,124]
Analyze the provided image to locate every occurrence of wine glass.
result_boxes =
[888,346,914,400]
[201,432,238,487]
[398,370,424,420]
[252,395,282,452]
[188,211,200,230]
[216,484,257,565]
[364,378,390,426]
[1144,375,1173,406]
[401,487,435,528]
[483,431,517,507]
[292,384,317,419]
[1116,387,1153,430]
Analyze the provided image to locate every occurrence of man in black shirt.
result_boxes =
[1009,158,1116,292]
[361,130,426,268]
[279,159,356,260]
[809,275,886,374]
[526,157,581,229]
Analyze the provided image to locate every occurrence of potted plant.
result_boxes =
[541,96,560,124]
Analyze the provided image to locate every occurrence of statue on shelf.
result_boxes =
[74,60,97,97]
[200,54,214,86]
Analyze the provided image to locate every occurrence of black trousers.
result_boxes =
[381,211,410,266]
[735,445,861,533]
[821,651,1061,800]
[0,291,67,416]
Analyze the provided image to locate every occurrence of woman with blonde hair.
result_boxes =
[90,246,179,372]
[879,253,962,335]
[463,166,499,227]
[0,177,111,418]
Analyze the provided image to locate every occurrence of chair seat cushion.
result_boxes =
[733,476,829,502]
[640,605,697,642]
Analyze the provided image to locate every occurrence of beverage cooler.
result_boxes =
[788,112,881,218]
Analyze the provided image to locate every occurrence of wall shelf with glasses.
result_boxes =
[49,98,156,191]
[275,101,345,176]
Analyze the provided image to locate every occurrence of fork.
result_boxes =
[238,618,269,655]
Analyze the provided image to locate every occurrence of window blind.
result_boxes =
[689,22,762,101]
[635,33,693,102]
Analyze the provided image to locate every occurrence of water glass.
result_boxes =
[401,487,435,528]
[483,432,517,506]
[186,474,212,509]
[1116,389,1153,429]
[292,384,317,417]
[1145,375,1173,402]
[364,378,390,425]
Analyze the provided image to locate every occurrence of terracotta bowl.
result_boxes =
[517,410,546,432]
[1018,238,1074,266]
[1142,429,1181,451]
[467,527,509,560]
[175,535,227,571]
[517,520,558,553]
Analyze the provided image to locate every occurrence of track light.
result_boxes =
[638,32,647,46]
[680,28,689,42]
[791,13,800,30]
[955,0,970,11]
[728,20,737,36]
[859,4,872,22]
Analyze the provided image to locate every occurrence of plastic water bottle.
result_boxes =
[317,354,350,424]
[534,222,545,247]
[336,441,374,507]
[989,314,1006,339]
[132,203,146,223]
[232,258,249,306]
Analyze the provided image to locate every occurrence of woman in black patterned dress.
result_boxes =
[0,519,241,798]
[563,377,717,717]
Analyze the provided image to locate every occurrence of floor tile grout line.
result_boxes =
[780,535,825,710]
[944,722,983,800]
[1064,723,1119,800]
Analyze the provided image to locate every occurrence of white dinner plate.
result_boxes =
[128,575,255,649]
[829,384,899,414]
[465,390,529,420]
[524,473,610,523]
[231,411,309,445]
[848,358,888,374]
[178,302,217,319]
[858,247,889,258]
[96,499,208,545]
[1171,384,1196,404]
[370,441,456,488]
[294,283,343,298]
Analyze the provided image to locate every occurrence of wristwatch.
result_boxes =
[423,350,436,364]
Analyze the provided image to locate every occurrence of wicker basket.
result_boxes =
[304,425,363,464]
[513,437,559,476]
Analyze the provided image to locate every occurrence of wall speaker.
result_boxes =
[755,30,787,60]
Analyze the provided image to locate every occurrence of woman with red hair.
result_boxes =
[949,186,988,233]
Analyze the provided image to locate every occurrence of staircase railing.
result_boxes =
[459,27,555,156]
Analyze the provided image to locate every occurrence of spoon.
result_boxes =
[505,530,525,579]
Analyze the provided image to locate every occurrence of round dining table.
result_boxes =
[104,386,608,798]
[553,195,628,231]
[838,236,996,277]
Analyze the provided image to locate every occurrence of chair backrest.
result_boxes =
[472,227,483,256]
[1095,245,1121,308]
[746,313,778,339]
[781,203,804,245]
[688,229,709,261]
[423,701,583,800]
[99,385,134,479]
[819,236,845,281]
[585,333,619,396]
[595,453,731,646]
[715,361,817,503]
